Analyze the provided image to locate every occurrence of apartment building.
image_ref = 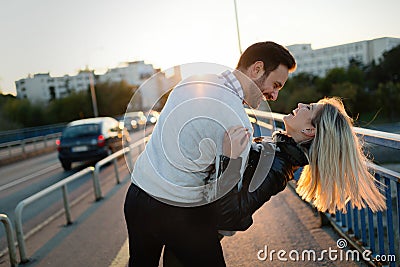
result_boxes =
[15,61,155,103]
[15,61,180,110]
[15,70,93,102]
[287,37,400,77]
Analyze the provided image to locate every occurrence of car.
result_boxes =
[145,110,159,125]
[124,111,147,131]
[56,117,130,171]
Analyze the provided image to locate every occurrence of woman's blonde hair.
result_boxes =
[296,97,386,213]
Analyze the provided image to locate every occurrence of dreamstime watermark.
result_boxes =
[257,238,396,263]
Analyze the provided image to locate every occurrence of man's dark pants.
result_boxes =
[124,183,226,267]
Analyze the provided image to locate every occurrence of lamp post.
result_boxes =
[234,0,242,55]
[89,72,99,117]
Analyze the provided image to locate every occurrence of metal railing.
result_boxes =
[0,123,66,144]
[248,109,400,267]
[0,214,18,267]
[0,133,61,160]
[12,136,148,263]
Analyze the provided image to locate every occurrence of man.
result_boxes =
[124,41,296,267]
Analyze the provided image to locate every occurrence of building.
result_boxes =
[15,61,180,110]
[15,61,155,103]
[287,37,400,77]
[98,60,159,110]
[15,70,94,102]
[97,61,155,86]
[130,65,182,111]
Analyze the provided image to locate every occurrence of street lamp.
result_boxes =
[234,0,242,54]
[89,72,99,117]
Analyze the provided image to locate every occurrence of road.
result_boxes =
[0,127,152,258]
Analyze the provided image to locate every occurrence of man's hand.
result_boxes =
[223,126,250,159]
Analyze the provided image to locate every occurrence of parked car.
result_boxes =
[56,117,130,171]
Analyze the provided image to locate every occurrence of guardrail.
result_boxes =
[13,136,148,263]
[0,123,66,144]
[0,214,18,267]
[0,133,61,160]
[248,109,400,267]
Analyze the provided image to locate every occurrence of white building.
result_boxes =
[287,37,400,77]
[132,65,182,111]
[98,60,159,110]
[15,60,179,110]
[15,70,94,102]
[98,61,155,86]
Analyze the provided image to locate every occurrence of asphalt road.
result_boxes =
[0,127,152,260]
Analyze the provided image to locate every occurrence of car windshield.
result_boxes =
[63,124,100,138]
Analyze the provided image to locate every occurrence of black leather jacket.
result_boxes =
[216,132,309,231]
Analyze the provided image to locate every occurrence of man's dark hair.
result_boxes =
[236,41,296,75]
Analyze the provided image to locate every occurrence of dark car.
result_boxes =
[56,117,130,171]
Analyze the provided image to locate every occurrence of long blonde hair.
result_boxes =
[296,97,386,213]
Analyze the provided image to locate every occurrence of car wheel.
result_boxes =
[61,160,72,171]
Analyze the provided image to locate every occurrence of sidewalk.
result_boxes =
[16,176,368,267]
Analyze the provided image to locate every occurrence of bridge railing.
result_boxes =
[0,133,61,162]
[0,214,17,267]
[248,109,400,267]
[12,136,148,264]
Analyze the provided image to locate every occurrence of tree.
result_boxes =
[46,91,93,123]
[375,82,400,121]
[94,81,139,116]
[316,68,347,95]
[2,97,46,127]
[270,72,321,114]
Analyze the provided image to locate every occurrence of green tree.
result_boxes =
[375,82,400,120]
[330,81,358,116]
[2,97,46,127]
[46,91,93,123]
[94,81,139,116]
[316,68,347,95]
[270,72,321,113]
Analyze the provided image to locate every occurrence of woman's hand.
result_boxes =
[223,126,250,159]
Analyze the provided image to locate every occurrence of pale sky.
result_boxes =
[1,0,399,96]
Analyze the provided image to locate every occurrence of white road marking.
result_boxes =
[0,163,60,192]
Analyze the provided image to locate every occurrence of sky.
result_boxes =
[1,0,400,96]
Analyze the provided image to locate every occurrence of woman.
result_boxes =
[217,96,386,232]
[164,97,386,265]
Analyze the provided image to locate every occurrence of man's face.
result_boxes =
[254,64,289,101]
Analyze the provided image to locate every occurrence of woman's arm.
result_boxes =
[216,132,308,231]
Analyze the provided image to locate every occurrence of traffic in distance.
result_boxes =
[56,110,159,171]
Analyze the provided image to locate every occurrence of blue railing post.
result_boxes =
[346,203,353,233]
[341,212,347,229]
[360,208,367,246]
[335,211,341,224]
[367,208,375,252]
[384,177,395,262]
[353,208,360,239]
[252,122,261,137]
[397,182,400,250]
[376,210,385,256]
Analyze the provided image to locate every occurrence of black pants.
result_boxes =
[124,183,226,267]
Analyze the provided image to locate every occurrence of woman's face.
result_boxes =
[283,103,323,138]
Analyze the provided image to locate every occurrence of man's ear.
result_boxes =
[249,61,265,79]
[301,128,315,137]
